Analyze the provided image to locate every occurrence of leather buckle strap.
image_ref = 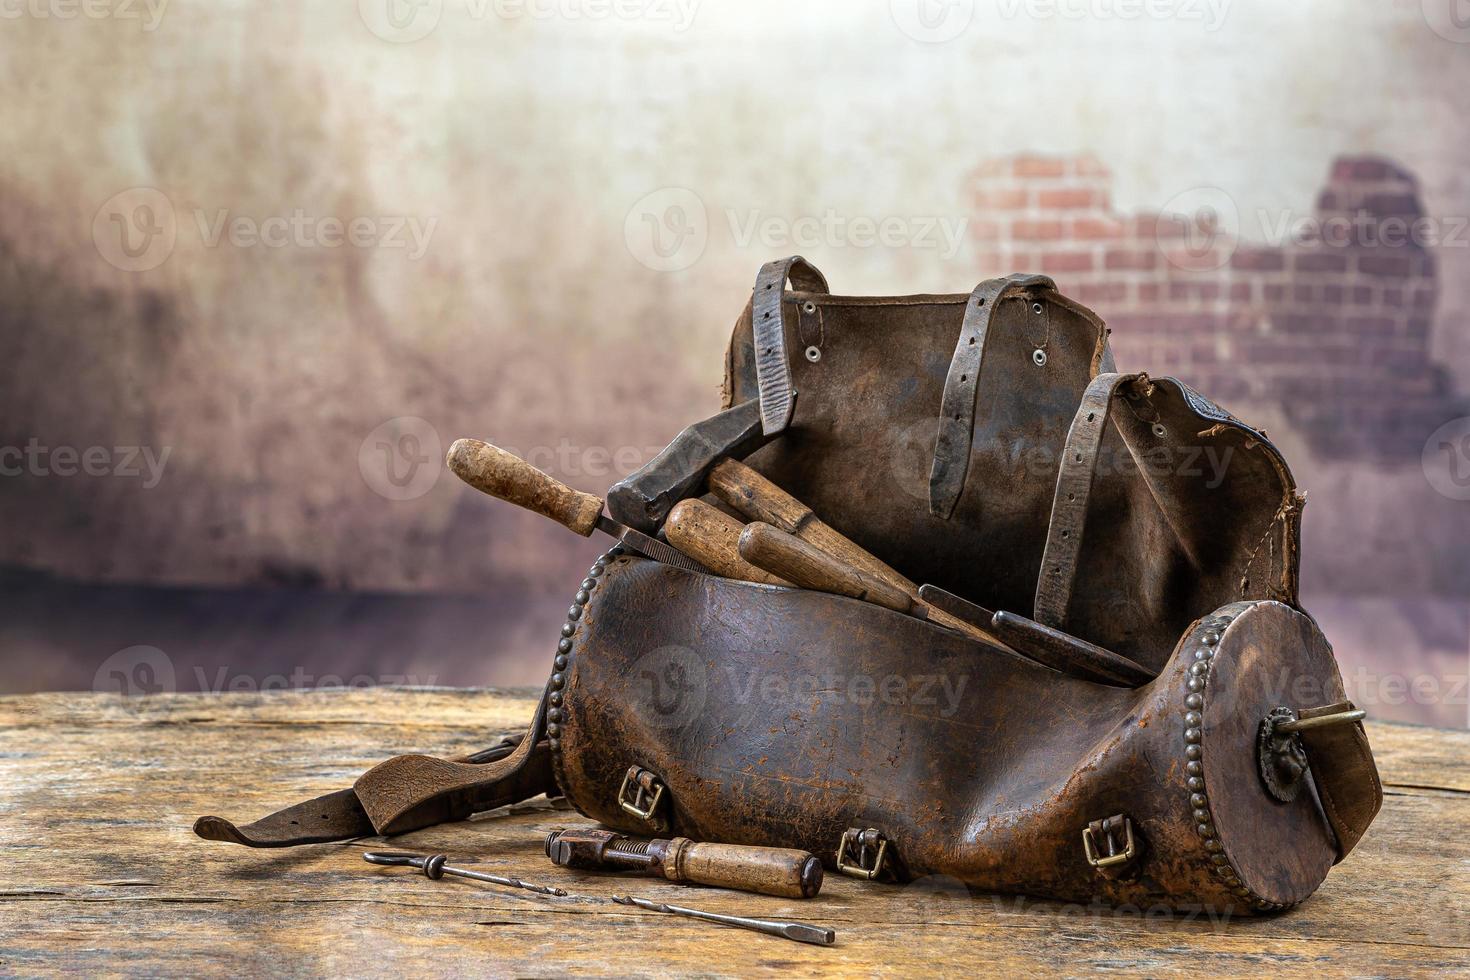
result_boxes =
[929,274,1056,519]
[1033,372,1146,628]
[752,256,829,436]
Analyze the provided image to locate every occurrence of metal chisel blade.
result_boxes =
[596,515,711,575]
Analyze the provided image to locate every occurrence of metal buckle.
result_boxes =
[1083,815,1136,869]
[617,766,666,824]
[836,827,890,881]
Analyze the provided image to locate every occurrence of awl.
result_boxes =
[446,438,710,574]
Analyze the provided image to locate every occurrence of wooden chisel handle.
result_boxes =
[738,523,913,613]
[710,459,917,595]
[666,500,790,587]
[447,438,603,536]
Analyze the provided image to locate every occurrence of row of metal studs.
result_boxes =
[547,545,623,794]
[1186,608,1287,913]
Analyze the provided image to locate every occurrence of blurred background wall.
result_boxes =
[1,0,1467,726]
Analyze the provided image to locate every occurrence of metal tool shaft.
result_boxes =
[611,894,835,946]
[363,852,567,897]
[594,515,708,574]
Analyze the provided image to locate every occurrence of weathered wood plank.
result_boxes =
[1,689,1466,977]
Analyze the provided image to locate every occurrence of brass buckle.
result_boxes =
[836,827,890,881]
[1083,815,1136,869]
[617,766,666,824]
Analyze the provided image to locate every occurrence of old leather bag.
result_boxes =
[196,257,1381,916]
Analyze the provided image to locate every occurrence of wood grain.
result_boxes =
[447,438,603,536]
[665,499,789,586]
[1,688,1466,977]
[738,523,913,613]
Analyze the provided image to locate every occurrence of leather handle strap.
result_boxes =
[1298,700,1383,861]
[929,274,1056,519]
[753,256,829,436]
[1033,372,1145,627]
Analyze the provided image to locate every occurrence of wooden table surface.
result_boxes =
[1,688,1466,978]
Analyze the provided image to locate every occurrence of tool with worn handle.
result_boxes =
[917,585,1155,687]
[610,895,836,946]
[545,827,822,899]
[665,499,790,587]
[712,459,1005,644]
[446,438,709,574]
[738,522,913,613]
[363,851,568,896]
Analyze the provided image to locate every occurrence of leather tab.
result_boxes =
[752,257,829,435]
[1298,700,1383,861]
[929,274,1056,519]
[1034,372,1145,627]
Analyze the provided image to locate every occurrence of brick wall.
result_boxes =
[970,155,1464,460]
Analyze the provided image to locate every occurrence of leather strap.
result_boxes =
[752,256,829,436]
[1034,372,1145,627]
[193,728,550,847]
[929,274,1056,519]
[1298,701,1383,861]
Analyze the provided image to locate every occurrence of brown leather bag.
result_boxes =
[196,258,1381,916]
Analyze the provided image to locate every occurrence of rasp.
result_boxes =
[446,438,710,574]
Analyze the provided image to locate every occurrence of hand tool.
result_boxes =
[711,459,1006,644]
[737,522,914,613]
[665,499,790,587]
[363,851,568,896]
[446,438,710,574]
[610,895,836,946]
[605,396,775,534]
[918,584,1155,687]
[545,827,822,899]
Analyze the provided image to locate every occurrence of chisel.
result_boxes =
[446,438,710,574]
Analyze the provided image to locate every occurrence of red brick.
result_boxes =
[1014,155,1067,179]
[1229,282,1252,301]
[1358,254,1411,277]
[1037,187,1103,210]
[1105,249,1156,271]
[974,187,1030,210]
[1136,283,1161,303]
[1332,158,1391,182]
[1071,217,1125,239]
[1294,251,1349,274]
[1041,250,1095,273]
[1231,248,1285,272]
[1012,219,1065,241]
[1077,282,1128,304]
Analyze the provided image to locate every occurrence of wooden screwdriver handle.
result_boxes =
[738,523,913,613]
[710,459,916,595]
[665,499,790,586]
[664,839,823,899]
[447,438,602,536]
